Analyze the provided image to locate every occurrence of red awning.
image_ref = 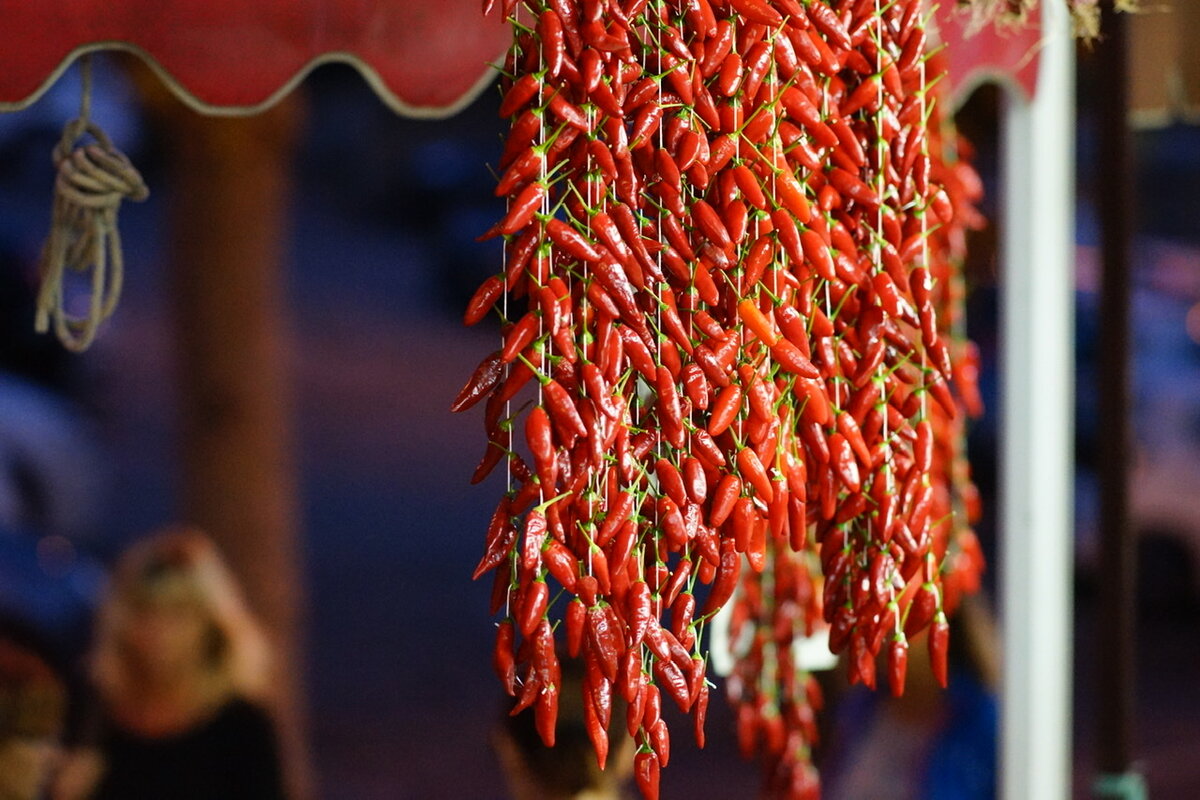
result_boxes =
[0,0,511,117]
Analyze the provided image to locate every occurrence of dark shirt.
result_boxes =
[93,697,285,800]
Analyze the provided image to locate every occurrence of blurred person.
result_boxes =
[0,635,67,800]
[493,655,634,800]
[55,527,285,800]
[822,594,1000,800]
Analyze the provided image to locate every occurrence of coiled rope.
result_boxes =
[35,57,148,352]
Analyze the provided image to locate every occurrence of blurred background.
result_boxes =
[0,5,1196,799]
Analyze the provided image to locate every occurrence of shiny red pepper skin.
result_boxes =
[519,578,549,637]
[634,749,661,800]
[702,539,741,616]
[929,612,950,688]
[888,632,909,697]
[493,619,517,695]
[587,602,623,682]
[566,597,587,657]
[904,582,938,637]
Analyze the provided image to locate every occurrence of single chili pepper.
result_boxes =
[888,632,909,697]
[655,366,686,449]
[775,171,813,224]
[510,669,541,717]
[729,0,783,26]
[691,430,727,468]
[493,619,517,695]
[654,458,687,508]
[519,578,549,637]
[526,406,557,492]
[540,380,587,442]
[717,51,744,97]
[498,74,542,120]
[564,597,587,658]
[546,218,603,262]
[770,339,820,379]
[451,351,503,414]
[634,749,661,800]
[707,384,743,437]
[521,509,548,580]
[588,543,612,594]
[542,537,578,590]
[534,680,559,748]
[595,490,634,547]
[463,276,504,326]
[627,579,654,649]
[473,503,515,580]
[649,717,671,768]
[653,656,692,712]
[702,538,741,616]
[929,611,950,688]
[670,591,696,642]
[658,496,689,550]
[708,474,742,527]
[904,582,939,637]
[914,418,934,472]
[740,41,774,100]
[737,447,774,502]
[829,432,861,493]
[587,602,622,682]
[681,363,709,411]
[737,298,779,345]
[583,690,609,769]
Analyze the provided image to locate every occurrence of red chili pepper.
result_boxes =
[584,690,609,769]
[635,749,661,800]
[702,538,741,616]
[887,632,908,697]
[566,597,587,658]
[526,406,557,492]
[729,0,783,26]
[521,509,548,579]
[737,299,779,345]
[914,418,934,472]
[464,276,504,326]
[493,619,517,695]
[653,656,692,712]
[929,611,950,688]
[649,717,671,768]
[546,218,603,262]
[691,430,727,468]
[904,582,938,637]
[473,502,516,580]
[670,591,696,643]
[707,384,743,437]
[655,366,686,450]
[828,167,880,210]
[541,379,587,441]
[587,602,623,682]
[498,73,541,119]
[519,578,549,637]
[829,432,861,493]
[708,474,741,527]
[770,338,820,379]
[628,579,654,649]
[737,447,774,502]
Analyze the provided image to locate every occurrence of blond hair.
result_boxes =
[90,527,271,707]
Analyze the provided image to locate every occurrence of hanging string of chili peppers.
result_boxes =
[454,1,986,797]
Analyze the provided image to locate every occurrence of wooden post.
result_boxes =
[1094,5,1145,799]
[142,79,310,798]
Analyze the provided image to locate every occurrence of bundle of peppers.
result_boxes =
[454,0,985,796]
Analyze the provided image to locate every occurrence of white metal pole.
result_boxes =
[999,0,1076,797]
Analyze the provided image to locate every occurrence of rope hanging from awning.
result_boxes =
[35,57,148,353]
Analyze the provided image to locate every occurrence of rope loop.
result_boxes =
[36,57,148,353]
